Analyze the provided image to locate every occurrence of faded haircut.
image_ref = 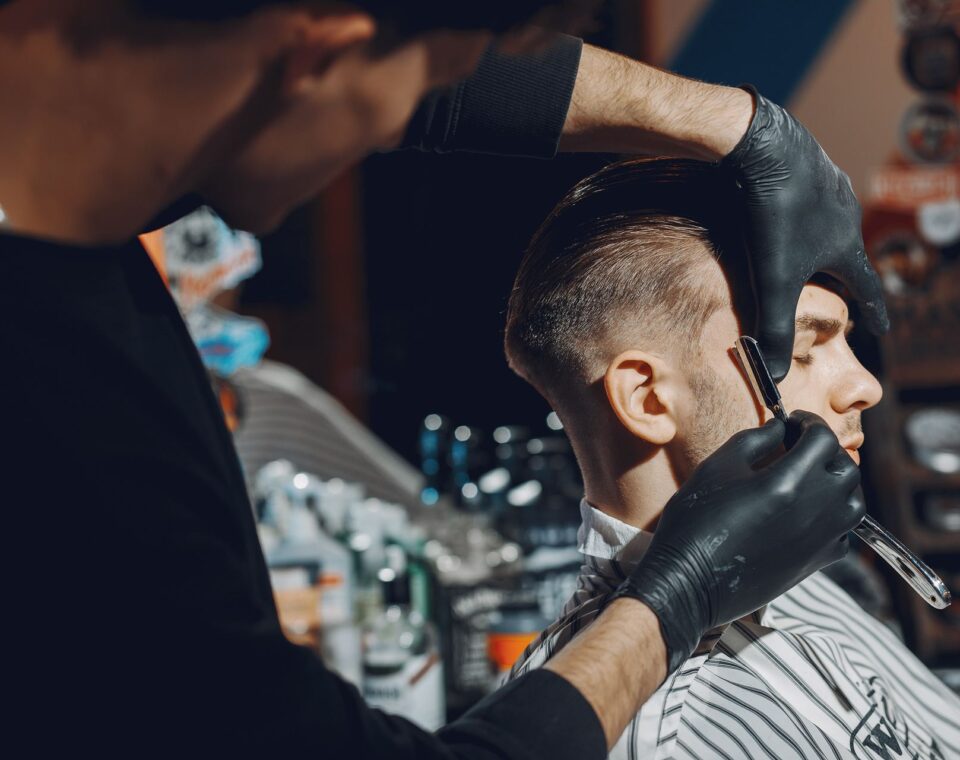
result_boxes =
[504,157,747,410]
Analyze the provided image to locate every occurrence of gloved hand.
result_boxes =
[721,86,888,380]
[609,411,863,674]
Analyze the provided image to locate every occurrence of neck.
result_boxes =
[577,435,682,533]
[0,4,284,244]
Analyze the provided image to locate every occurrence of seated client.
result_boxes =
[504,158,960,760]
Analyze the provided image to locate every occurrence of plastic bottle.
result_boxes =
[267,484,362,685]
[362,545,445,731]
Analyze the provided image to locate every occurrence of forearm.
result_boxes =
[544,598,667,749]
[559,44,754,160]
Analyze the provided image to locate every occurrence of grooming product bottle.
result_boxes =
[362,545,445,730]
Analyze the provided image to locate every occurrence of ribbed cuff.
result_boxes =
[401,34,584,158]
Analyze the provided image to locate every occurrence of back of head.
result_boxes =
[504,157,747,416]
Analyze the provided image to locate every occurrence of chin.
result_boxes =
[211,199,290,236]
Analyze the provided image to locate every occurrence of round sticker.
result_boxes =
[902,26,960,92]
[871,232,940,296]
[897,0,950,28]
[899,98,960,164]
[918,198,960,245]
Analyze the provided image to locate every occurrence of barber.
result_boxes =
[1,1,883,756]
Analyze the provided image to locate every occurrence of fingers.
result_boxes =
[819,488,865,569]
[827,450,862,498]
[823,534,851,567]
[727,417,786,466]
[832,248,890,336]
[774,411,857,492]
[754,278,803,381]
[783,409,824,450]
[840,485,867,532]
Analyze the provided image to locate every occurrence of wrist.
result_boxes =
[610,556,709,675]
[604,597,668,680]
[646,76,755,161]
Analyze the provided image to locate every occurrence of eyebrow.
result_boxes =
[794,315,853,338]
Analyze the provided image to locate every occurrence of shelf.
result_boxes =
[898,525,960,553]
[903,462,960,490]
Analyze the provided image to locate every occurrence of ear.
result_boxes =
[283,11,377,93]
[603,350,679,446]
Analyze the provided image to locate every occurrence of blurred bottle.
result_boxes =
[362,545,446,730]
[450,425,488,512]
[345,498,389,627]
[252,459,297,552]
[314,477,364,540]
[284,474,355,628]
[477,426,530,519]
[503,437,583,621]
[418,414,451,507]
[260,467,363,685]
[430,528,524,715]
[487,601,550,683]
[506,437,581,551]
[265,490,324,650]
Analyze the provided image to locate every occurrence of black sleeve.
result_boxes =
[401,34,583,158]
[2,235,606,759]
[213,617,608,760]
[279,658,608,759]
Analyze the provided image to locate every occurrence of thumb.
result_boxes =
[723,417,786,467]
[755,280,803,381]
[829,250,890,336]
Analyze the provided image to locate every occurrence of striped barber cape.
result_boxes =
[509,501,960,760]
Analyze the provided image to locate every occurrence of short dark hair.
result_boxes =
[504,157,747,409]
[131,1,599,36]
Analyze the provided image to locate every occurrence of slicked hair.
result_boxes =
[504,157,747,408]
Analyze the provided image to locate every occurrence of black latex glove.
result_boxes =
[722,86,889,380]
[609,411,863,674]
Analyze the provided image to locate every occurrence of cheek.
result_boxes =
[779,368,831,420]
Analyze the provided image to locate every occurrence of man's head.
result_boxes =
[505,158,881,508]
[0,0,594,239]
[158,0,597,231]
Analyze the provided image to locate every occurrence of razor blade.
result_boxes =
[732,336,951,610]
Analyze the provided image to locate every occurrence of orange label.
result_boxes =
[274,586,321,648]
[487,631,539,672]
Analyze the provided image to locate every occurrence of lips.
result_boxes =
[841,434,864,466]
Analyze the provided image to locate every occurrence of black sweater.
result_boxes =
[3,34,606,758]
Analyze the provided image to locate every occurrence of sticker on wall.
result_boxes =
[897,0,951,29]
[902,26,960,92]
[186,305,270,377]
[869,164,960,211]
[163,207,262,312]
[899,98,960,164]
[918,197,960,245]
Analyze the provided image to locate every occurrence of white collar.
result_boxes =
[577,498,775,628]
[577,499,654,563]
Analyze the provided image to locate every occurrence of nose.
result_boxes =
[831,351,883,415]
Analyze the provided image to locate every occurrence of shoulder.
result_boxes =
[770,570,874,632]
